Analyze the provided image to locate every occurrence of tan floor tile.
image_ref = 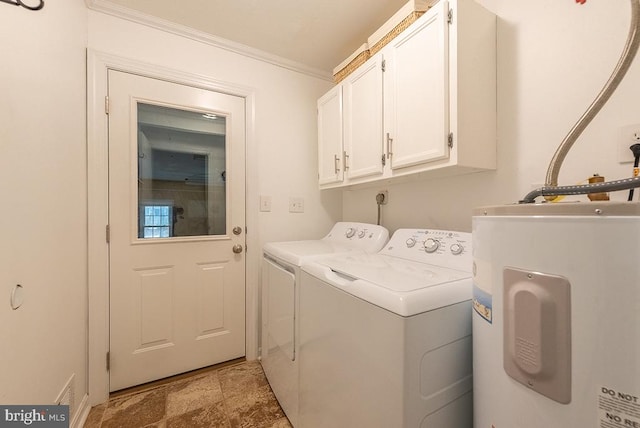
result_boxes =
[102,387,167,428]
[267,417,293,428]
[166,402,230,428]
[84,403,106,428]
[218,361,270,400]
[225,384,285,428]
[143,420,167,428]
[90,361,287,428]
[166,372,224,417]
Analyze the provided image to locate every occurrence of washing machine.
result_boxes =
[298,228,474,428]
[261,222,389,427]
[472,202,640,428]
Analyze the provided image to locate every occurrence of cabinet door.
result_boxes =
[343,54,384,180]
[317,85,344,186]
[384,0,449,170]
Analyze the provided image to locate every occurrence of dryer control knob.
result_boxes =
[406,238,416,248]
[358,230,366,238]
[424,238,440,253]
[450,243,464,255]
[345,227,356,238]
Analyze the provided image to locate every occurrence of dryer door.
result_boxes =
[263,257,296,361]
[262,256,300,427]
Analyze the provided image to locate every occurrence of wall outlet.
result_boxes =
[376,190,388,205]
[617,124,640,163]
[289,197,304,213]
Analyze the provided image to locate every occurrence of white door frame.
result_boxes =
[87,49,259,405]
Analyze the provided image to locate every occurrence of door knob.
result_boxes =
[233,226,243,235]
[232,244,243,254]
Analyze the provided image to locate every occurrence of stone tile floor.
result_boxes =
[84,360,292,428]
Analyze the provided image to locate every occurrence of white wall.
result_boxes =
[0,0,88,421]
[343,0,640,233]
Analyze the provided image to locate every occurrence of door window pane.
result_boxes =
[141,203,171,238]
[137,103,227,239]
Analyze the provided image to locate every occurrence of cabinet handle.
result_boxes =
[343,151,350,171]
[386,133,393,159]
[334,154,341,174]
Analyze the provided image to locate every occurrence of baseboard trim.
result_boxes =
[72,394,91,428]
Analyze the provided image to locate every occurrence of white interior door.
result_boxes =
[108,70,246,391]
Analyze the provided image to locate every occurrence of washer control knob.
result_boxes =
[345,227,356,238]
[450,243,464,255]
[406,238,416,248]
[424,238,440,253]
[358,230,366,238]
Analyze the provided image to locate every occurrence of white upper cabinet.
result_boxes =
[318,0,496,189]
[343,53,384,180]
[384,0,449,170]
[317,85,344,186]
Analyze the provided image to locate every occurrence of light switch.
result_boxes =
[260,195,272,212]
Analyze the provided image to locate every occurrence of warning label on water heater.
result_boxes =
[472,284,492,324]
[598,386,640,428]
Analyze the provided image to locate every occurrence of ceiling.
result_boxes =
[94,0,411,74]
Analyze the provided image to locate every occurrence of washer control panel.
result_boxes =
[380,229,472,272]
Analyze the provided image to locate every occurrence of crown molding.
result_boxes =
[85,0,333,81]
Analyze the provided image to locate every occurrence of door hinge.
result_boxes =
[104,96,109,115]
[381,153,386,167]
[448,132,454,148]
[448,9,453,24]
[106,351,110,371]
[381,59,386,72]
[106,224,110,243]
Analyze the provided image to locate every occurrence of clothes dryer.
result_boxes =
[261,222,389,427]
[299,229,474,428]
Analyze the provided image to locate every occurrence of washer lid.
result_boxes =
[263,240,355,267]
[309,253,472,316]
[320,253,470,291]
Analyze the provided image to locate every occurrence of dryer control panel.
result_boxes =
[380,229,472,272]
[323,222,390,253]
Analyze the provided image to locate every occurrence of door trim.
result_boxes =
[87,49,259,405]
